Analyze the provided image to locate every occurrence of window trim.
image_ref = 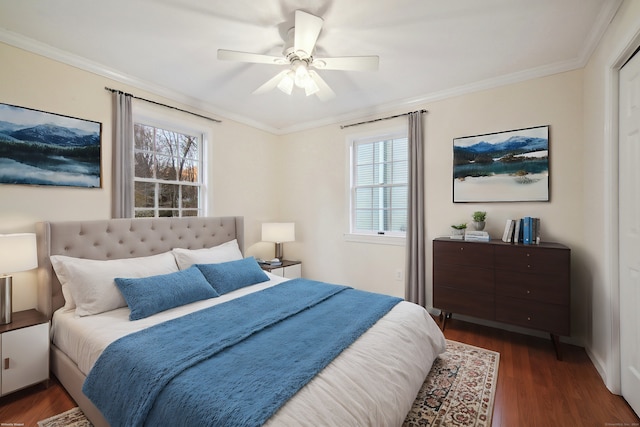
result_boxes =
[345,127,408,244]
[132,103,209,218]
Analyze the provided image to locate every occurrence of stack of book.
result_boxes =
[258,259,282,266]
[502,217,541,244]
[464,230,490,242]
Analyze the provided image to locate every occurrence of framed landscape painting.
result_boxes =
[0,103,101,188]
[453,125,549,202]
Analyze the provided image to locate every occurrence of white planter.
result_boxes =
[450,228,465,239]
[472,221,485,231]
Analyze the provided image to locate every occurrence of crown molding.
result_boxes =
[276,56,586,135]
[0,28,282,135]
[577,0,624,66]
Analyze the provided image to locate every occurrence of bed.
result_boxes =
[36,216,445,427]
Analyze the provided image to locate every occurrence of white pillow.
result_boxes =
[172,239,243,270]
[50,251,179,316]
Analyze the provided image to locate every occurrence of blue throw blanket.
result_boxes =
[83,279,402,427]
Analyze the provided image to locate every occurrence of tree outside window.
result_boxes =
[133,123,203,217]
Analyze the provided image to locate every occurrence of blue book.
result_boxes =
[523,216,532,245]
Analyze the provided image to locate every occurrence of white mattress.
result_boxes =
[51,274,446,426]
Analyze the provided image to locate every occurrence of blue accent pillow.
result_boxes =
[115,266,219,320]
[196,257,270,295]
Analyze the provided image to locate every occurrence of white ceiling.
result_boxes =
[0,0,622,134]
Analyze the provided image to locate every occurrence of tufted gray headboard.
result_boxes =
[35,216,244,318]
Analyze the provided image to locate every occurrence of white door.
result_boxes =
[619,49,640,417]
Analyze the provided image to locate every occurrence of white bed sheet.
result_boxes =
[51,274,446,426]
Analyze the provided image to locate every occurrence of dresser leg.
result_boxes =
[551,334,563,361]
[439,311,452,331]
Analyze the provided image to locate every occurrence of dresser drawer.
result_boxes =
[494,245,569,275]
[495,270,569,305]
[434,240,493,267]
[495,296,569,335]
[434,264,494,293]
[434,286,494,320]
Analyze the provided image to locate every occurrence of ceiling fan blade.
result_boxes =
[312,56,379,71]
[253,70,290,94]
[294,10,323,59]
[308,71,335,101]
[217,49,286,65]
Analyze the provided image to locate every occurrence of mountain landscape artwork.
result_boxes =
[0,103,101,188]
[453,125,549,202]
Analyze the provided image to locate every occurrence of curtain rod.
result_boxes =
[104,87,221,123]
[340,109,428,129]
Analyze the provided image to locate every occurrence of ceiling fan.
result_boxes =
[217,10,379,101]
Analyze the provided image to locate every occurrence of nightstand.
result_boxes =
[0,309,49,396]
[260,260,302,279]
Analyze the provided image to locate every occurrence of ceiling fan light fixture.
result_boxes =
[277,71,295,94]
[292,60,311,88]
[304,78,320,96]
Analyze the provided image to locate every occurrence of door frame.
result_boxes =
[604,25,640,394]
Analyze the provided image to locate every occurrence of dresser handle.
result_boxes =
[460,247,464,251]
[3,358,9,370]
[526,290,531,294]
[527,317,531,321]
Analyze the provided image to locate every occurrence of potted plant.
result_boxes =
[472,211,486,231]
[450,223,467,239]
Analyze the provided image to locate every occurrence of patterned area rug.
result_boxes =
[37,407,92,427]
[38,340,499,427]
[404,340,500,427]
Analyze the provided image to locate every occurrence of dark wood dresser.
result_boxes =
[433,237,570,359]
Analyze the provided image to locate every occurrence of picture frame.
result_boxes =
[453,125,549,203]
[0,103,101,188]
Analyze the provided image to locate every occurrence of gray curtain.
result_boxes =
[405,111,425,306]
[112,92,133,218]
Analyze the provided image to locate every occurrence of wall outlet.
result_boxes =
[395,269,403,281]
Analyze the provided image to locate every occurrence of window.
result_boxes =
[350,131,408,238]
[133,122,204,218]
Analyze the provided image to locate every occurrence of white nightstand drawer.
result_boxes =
[1,317,49,396]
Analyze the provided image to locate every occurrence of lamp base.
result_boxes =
[0,276,12,325]
[274,242,283,261]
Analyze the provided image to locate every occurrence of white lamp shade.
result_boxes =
[262,223,295,243]
[0,233,38,275]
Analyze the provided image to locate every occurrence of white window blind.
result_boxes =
[351,133,408,236]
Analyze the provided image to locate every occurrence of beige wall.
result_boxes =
[0,42,280,311]
[582,0,640,393]
[280,70,587,341]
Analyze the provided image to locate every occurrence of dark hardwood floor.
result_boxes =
[0,378,75,427]
[0,318,638,426]
[442,317,639,427]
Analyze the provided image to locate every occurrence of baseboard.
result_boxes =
[585,345,608,384]
[584,345,622,395]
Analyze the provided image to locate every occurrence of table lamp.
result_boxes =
[262,223,295,261]
[0,233,38,325]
